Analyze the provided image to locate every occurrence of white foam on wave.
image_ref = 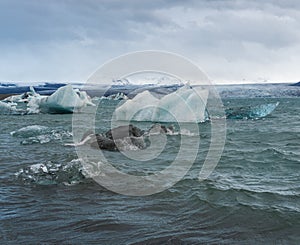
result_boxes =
[64,134,95,147]
[115,137,146,151]
[147,127,197,137]
[179,128,198,136]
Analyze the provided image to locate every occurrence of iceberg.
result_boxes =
[225,102,279,119]
[114,85,209,123]
[4,93,29,103]
[0,101,24,115]
[3,86,39,104]
[0,85,95,114]
[27,85,95,114]
[0,85,94,114]
[115,90,159,121]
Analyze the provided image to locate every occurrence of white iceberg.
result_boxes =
[0,101,24,115]
[115,85,209,123]
[115,90,159,122]
[27,85,95,114]
[3,87,39,103]
[0,85,95,114]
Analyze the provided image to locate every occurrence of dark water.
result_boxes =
[1,98,300,244]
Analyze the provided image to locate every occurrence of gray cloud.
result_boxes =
[0,0,300,83]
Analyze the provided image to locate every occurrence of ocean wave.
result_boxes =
[209,179,300,198]
[255,148,300,163]
[223,145,300,164]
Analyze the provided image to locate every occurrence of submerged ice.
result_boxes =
[11,125,72,145]
[225,102,279,119]
[115,85,209,123]
[15,159,85,185]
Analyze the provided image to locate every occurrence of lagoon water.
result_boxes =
[1,96,300,244]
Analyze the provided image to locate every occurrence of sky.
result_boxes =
[0,0,300,84]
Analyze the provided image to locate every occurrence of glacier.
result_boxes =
[114,84,209,123]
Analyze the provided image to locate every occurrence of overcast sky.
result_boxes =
[0,0,300,84]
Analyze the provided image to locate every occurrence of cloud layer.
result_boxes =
[0,0,300,83]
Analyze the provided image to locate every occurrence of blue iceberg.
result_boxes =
[225,102,279,119]
[114,85,209,123]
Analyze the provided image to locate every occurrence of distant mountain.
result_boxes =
[0,82,67,95]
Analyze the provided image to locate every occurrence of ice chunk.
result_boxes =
[115,90,159,121]
[30,163,48,174]
[3,86,39,103]
[101,92,128,100]
[10,125,49,137]
[154,86,209,122]
[3,94,27,103]
[114,85,209,123]
[15,159,85,186]
[74,88,95,106]
[0,101,23,115]
[27,85,95,114]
